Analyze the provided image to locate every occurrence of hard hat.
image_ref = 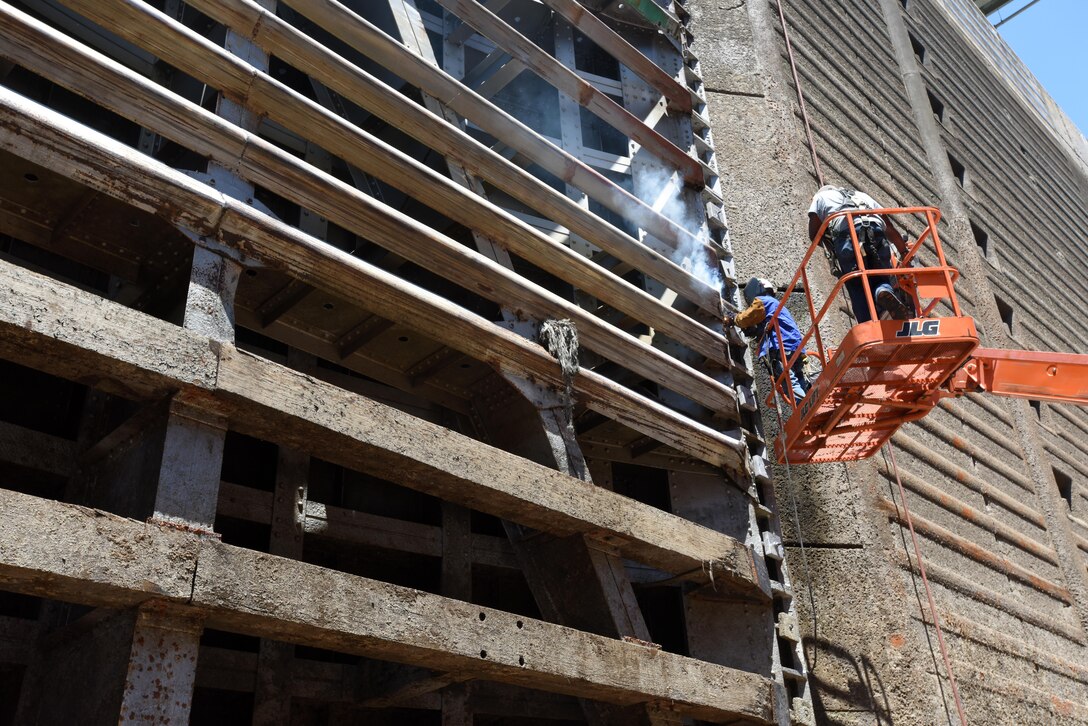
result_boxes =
[743,277,774,304]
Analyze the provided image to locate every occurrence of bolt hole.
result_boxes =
[518,655,525,666]
[460,363,471,369]
[23,173,38,183]
[129,218,141,228]
[245,269,258,277]
[479,649,487,658]
[515,620,524,629]
[478,612,486,621]
[398,336,409,342]
[323,302,334,310]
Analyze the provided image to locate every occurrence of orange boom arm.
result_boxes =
[946,348,1088,406]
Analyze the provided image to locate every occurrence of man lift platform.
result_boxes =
[767,206,1088,464]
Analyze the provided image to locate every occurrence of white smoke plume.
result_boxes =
[487,71,723,294]
[634,160,723,292]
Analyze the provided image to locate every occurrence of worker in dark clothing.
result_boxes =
[726,277,810,404]
[807,185,912,323]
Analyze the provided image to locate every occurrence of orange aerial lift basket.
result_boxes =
[764,206,1088,464]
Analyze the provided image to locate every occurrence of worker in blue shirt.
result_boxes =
[725,277,810,404]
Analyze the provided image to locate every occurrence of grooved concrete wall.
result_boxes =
[689,0,1088,722]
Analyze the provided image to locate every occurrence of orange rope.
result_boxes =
[772,3,965,720]
[774,0,824,187]
[886,442,969,726]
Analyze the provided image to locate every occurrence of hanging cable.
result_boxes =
[775,0,861,328]
[766,0,827,659]
[765,0,830,659]
[766,361,819,670]
[885,442,969,726]
[774,0,824,187]
[771,4,966,719]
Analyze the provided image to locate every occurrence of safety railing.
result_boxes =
[762,207,963,413]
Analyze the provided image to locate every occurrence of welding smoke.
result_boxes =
[635,161,722,291]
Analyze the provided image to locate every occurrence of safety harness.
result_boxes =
[821,187,886,275]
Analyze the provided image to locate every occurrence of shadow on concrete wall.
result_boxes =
[807,637,895,725]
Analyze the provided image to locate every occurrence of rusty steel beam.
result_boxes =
[336,316,397,359]
[257,279,314,328]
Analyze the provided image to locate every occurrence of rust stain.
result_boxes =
[888,633,906,648]
[1051,695,1073,718]
[561,159,580,185]
[621,635,662,650]
[879,497,1068,600]
[145,516,220,538]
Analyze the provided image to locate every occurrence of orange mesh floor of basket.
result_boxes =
[776,317,979,464]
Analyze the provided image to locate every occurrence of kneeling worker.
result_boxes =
[726,277,810,404]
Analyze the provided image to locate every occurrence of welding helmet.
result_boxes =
[743,277,774,305]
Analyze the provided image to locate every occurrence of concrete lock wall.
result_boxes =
[686,0,1088,722]
[0,0,1086,722]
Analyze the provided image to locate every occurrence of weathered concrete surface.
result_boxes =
[681,0,763,97]
[0,489,199,606]
[4,496,201,724]
[0,254,763,595]
[0,0,1084,722]
[117,604,203,725]
[690,0,1088,722]
[671,471,775,676]
[788,548,927,721]
[151,400,227,530]
[15,609,135,725]
[0,488,780,724]
[693,0,868,553]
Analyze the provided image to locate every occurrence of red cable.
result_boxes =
[773,2,963,718]
[886,443,969,726]
[774,0,824,187]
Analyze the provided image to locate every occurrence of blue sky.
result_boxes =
[992,0,1088,136]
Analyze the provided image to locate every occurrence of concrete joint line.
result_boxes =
[704,87,765,98]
